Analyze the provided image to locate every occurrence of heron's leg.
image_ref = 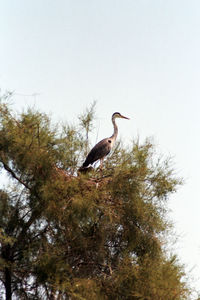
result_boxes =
[100,158,104,170]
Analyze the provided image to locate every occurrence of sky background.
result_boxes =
[1,0,200,296]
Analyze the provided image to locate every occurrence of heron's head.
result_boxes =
[112,112,129,120]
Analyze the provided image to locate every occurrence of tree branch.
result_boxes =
[1,160,30,190]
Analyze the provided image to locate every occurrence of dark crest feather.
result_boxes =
[112,112,121,117]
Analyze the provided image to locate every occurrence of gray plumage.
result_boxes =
[82,138,112,168]
[81,112,129,169]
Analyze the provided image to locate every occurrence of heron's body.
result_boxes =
[81,112,129,170]
[82,137,113,168]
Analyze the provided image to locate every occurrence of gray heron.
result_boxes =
[80,112,129,171]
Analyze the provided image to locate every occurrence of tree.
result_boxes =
[0,94,192,299]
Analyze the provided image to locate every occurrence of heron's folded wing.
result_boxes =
[83,139,111,167]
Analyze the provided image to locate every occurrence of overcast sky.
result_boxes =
[1,0,200,295]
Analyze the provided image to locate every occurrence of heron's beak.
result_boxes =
[120,115,130,120]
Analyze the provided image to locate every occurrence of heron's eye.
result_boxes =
[108,140,112,143]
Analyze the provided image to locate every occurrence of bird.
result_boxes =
[80,112,129,171]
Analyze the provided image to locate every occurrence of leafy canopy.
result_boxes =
[0,95,192,299]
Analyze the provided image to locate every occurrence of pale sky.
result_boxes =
[1,0,200,296]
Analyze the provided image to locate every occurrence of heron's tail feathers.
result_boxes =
[82,161,89,168]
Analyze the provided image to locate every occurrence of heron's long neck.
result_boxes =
[110,117,118,141]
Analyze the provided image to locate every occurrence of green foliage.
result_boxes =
[78,101,96,156]
[0,95,193,299]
